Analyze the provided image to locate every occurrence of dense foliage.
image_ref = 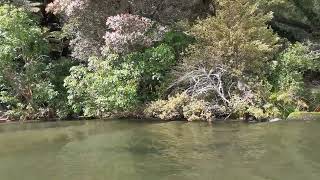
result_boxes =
[158,0,281,121]
[45,0,210,61]
[269,43,320,116]
[64,43,176,117]
[0,4,72,120]
[0,0,319,121]
[260,0,320,41]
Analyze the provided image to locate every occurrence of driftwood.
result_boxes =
[173,66,234,106]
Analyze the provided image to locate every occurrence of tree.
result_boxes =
[183,0,279,76]
[46,0,212,61]
[0,4,71,120]
[64,44,176,117]
[258,0,320,41]
[170,0,280,120]
[269,43,320,115]
[103,14,167,54]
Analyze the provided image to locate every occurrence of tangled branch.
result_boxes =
[173,66,235,106]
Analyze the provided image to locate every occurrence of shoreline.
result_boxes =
[1,111,319,125]
[0,116,270,126]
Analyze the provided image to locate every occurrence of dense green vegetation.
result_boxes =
[0,4,74,120]
[0,0,319,121]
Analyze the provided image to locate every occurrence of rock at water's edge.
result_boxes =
[269,118,283,123]
[287,112,320,121]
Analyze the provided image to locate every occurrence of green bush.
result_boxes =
[183,0,279,76]
[183,100,213,122]
[64,54,140,118]
[144,93,190,120]
[126,44,176,101]
[0,5,72,120]
[0,5,51,119]
[269,43,320,116]
[65,43,177,118]
[162,31,194,55]
[145,93,214,122]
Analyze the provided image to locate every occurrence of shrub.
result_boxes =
[162,31,194,55]
[46,0,204,61]
[103,14,167,54]
[144,93,190,120]
[64,54,140,117]
[145,92,215,121]
[183,100,213,121]
[229,93,281,120]
[0,5,67,120]
[163,0,281,120]
[269,43,320,116]
[64,42,177,117]
[183,0,279,76]
[125,44,176,101]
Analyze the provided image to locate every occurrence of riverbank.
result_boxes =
[0,111,9,123]
[1,109,320,125]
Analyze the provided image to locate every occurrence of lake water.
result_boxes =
[0,119,320,180]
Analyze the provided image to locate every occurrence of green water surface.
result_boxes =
[0,119,320,180]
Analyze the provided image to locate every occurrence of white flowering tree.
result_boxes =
[103,14,167,54]
[46,0,211,61]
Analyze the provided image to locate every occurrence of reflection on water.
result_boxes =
[0,120,320,180]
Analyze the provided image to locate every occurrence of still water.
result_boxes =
[0,119,320,180]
